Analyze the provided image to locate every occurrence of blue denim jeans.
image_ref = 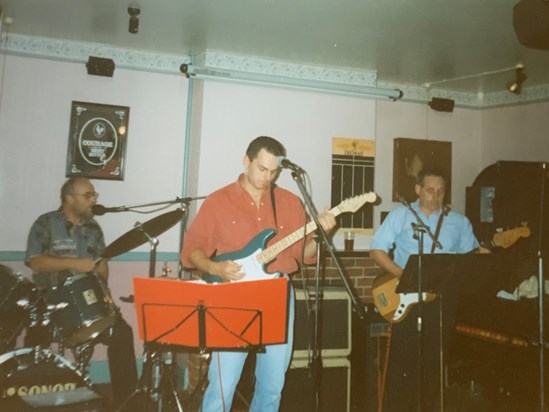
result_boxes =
[201,287,295,412]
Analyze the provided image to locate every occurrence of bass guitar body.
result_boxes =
[372,272,437,323]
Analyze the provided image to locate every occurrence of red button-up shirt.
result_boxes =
[181,174,315,275]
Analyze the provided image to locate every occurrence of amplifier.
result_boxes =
[293,287,352,358]
[280,357,351,412]
[350,304,390,412]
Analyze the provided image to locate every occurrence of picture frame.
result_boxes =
[66,101,130,180]
[393,137,452,203]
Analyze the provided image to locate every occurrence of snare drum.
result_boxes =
[0,347,88,399]
[0,265,33,350]
[48,273,117,347]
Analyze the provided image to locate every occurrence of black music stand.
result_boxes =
[397,253,506,295]
[388,253,504,411]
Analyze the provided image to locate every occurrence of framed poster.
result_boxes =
[393,137,452,203]
[66,101,129,180]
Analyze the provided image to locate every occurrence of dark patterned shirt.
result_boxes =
[25,209,105,289]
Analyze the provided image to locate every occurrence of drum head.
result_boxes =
[0,348,88,399]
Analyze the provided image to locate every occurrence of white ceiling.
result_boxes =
[1,0,549,94]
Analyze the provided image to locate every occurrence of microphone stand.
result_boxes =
[400,199,442,412]
[289,169,366,412]
[104,196,206,212]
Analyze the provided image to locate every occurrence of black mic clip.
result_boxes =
[277,156,305,173]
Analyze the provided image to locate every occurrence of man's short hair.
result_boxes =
[416,168,448,186]
[246,136,286,160]
[60,177,83,204]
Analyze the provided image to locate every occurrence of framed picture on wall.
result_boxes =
[65,101,130,180]
[393,137,452,203]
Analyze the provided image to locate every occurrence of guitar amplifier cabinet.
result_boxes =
[280,357,351,412]
[293,287,352,358]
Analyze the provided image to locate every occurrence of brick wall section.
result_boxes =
[307,252,383,304]
[184,252,383,395]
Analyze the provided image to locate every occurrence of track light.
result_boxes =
[424,64,524,92]
[506,66,527,95]
[179,63,403,101]
[128,5,140,34]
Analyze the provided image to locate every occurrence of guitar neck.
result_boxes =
[256,204,344,265]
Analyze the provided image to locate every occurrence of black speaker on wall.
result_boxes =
[86,56,115,77]
[429,97,455,113]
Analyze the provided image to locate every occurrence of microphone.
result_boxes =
[277,156,304,173]
[92,204,129,216]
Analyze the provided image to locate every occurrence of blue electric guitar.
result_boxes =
[202,192,377,283]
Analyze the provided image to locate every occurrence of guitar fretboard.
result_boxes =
[255,191,376,265]
[257,220,318,264]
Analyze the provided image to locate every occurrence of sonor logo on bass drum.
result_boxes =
[2,382,78,397]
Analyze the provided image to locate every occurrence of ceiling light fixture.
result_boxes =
[424,64,524,89]
[506,66,527,95]
[180,64,403,101]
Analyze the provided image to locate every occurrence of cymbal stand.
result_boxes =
[118,228,183,412]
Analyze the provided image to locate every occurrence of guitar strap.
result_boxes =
[430,205,450,253]
[270,184,278,228]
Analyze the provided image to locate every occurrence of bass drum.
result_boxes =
[0,348,89,399]
[0,265,34,351]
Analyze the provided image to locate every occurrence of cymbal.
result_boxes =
[101,208,184,259]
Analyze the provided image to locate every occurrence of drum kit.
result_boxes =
[0,207,186,411]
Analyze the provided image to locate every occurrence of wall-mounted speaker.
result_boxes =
[86,56,115,77]
[429,97,455,113]
[513,0,549,50]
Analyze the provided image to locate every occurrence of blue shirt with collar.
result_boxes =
[370,200,479,269]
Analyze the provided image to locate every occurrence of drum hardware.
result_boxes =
[105,208,186,412]
[71,341,96,373]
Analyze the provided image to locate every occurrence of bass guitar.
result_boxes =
[203,192,377,283]
[372,226,531,323]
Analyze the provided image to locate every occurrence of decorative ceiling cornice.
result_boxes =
[2,33,548,109]
[0,33,189,74]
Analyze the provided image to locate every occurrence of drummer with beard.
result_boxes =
[25,177,138,410]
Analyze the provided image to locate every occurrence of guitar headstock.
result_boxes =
[334,192,377,215]
[492,226,531,249]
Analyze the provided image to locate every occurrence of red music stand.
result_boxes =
[133,277,290,351]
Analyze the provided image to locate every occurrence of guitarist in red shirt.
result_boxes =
[181,136,336,412]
